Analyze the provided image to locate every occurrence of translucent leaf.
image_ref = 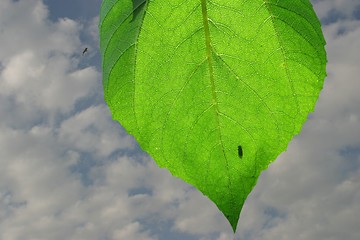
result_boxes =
[99,0,327,232]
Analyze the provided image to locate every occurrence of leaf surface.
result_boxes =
[99,0,326,232]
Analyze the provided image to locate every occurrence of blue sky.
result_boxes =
[0,0,360,239]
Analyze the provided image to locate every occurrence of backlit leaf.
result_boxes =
[99,0,327,232]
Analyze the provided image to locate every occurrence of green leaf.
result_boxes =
[99,0,326,232]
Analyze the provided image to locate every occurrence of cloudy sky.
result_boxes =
[0,0,359,239]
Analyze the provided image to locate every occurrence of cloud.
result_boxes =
[0,0,79,60]
[0,0,359,240]
[58,105,135,157]
[112,222,157,240]
[0,0,99,120]
[0,0,148,239]
[313,0,360,22]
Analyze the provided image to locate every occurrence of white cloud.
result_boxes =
[0,124,85,240]
[0,0,359,240]
[0,0,78,60]
[172,189,230,234]
[0,0,98,116]
[0,0,149,239]
[313,0,360,20]
[112,222,157,240]
[58,105,135,157]
[0,51,99,115]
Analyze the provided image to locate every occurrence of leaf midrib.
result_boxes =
[200,0,216,105]
[201,0,235,223]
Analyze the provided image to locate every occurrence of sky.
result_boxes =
[0,0,359,239]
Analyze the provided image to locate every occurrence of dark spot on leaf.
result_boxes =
[238,145,243,159]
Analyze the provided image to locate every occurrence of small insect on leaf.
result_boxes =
[238,145,243,159]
